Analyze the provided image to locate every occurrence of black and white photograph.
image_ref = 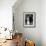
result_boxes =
[23,12,36,27]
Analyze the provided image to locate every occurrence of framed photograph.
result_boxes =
[23,12,36,28]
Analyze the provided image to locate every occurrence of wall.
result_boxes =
[41,0,46,46]
[13,0,41,46]
[0,0,16,30]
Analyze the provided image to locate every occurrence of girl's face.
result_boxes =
[27,16,29,21]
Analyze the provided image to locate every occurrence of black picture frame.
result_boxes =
[23,12,36,28]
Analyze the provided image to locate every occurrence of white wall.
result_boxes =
[13,0,41,46]
[41,0,46,46]
[0,0,16,30]
[13,0,46,46]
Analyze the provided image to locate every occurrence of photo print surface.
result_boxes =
[25,14,33,25]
